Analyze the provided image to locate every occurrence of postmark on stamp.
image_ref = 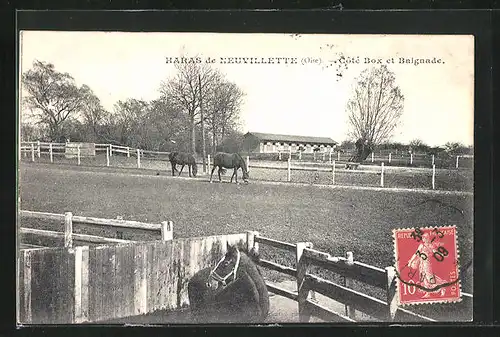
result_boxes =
[393,225,461,306]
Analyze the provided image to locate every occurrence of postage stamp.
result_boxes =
[393,225,461,306]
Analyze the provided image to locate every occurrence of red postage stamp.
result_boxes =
[393,225,461,306]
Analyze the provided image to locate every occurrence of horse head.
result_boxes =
[237,154,249,183]
[242,169,249,183]
[207,244,241,291]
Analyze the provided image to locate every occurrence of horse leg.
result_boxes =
[210,166,217,183]
[231,168,236,183]
[171,163,176,176]
[179,164,185,176]
[218,168,222,182]
[188,165,191,177]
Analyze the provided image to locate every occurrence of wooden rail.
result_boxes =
[246,231,471,323]
[20,227,135,244]
[19,210,173,247]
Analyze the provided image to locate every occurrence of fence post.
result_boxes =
[380,162,385,187]
[297,242,313,323]
[161,221,173,241]
[287,157,291,182]
[246,230,260,256]
[313,151,316,161]
[279,151,282,161]
[37,141,41,158]
[289,148,292,160]
[329,150,332,164]
[337,151,341,161]
[64,212,73,248]
[371,152,374,162]
[322,152,325,162]
[31,143,35,162]
[456,155,459,169]
[77,146,81,165]
[385,266,398,321]
[344,252,356,319]
[115,216,124,239]
[49,143,53,163]
[127,147,130,158]
[207,154,211,174]
[432,154,435,166]
[432,164,436,190]
[246,156,250,172]
[109,144,113,157]
[106,147,110,167]
[137,149,141,168]
[410,153,413,165]
[299,150,302,160]
[388,153,392,164]
[332,160,336,185]
[74,245,90,323]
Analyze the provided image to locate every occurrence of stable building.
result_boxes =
[243,132,337,154]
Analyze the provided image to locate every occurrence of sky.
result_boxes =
[19,31,474,147]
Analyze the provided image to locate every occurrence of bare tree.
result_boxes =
[408,139,429,153]
[110,98,149,146]
[346,65,404,147]
[148,97,189,151]
[80,88,108,142]
[159,58,216,154]
[205,74,245,152]
[21,60,93,141]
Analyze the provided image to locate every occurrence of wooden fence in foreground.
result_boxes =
[17,214,472,323]
[18,232,248,324]
[247,231,473,323]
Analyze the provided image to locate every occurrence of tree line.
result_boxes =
[20,59,245,155]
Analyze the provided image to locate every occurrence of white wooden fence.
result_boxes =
[19,210,174,249]
[20,141,473,169]
[246,231,473,323]
[20,141,470,191]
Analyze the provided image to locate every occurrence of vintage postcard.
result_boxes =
[17,30,473,324]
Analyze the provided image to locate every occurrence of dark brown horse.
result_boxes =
[168,151,198,177]
[209,152,249,184]
[187,244,269,323]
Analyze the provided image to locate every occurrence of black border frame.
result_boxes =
[1,7,495,337]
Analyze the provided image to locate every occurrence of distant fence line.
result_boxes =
[20,141,473,170]
[17,212,472,323]
[20,141,469,192]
